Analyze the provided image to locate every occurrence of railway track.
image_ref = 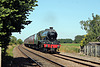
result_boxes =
[20,45,100,67]
[18,45,42,67]
[19,45,65,67]
[51,53,100,67]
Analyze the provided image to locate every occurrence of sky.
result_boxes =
[12,0,100,41]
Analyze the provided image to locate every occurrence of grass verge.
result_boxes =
[6,45,16,56]
[59,43,80,53]
[3,45,17,67]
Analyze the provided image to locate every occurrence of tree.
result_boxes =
[10,36,17,44]
[0,0,38,65]
[17,39,23,44]
[66,39,73,43]
[0,0,38,32]
[80,14,100,46]
[58,39,73,43]
[58,39,65,43]
[74,35,84,43]
[9,36,23,45]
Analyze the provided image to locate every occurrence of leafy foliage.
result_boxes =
[74,35,84,43]
[0,0,38,32]
[80,14,100,46]
[9,36,23,45]
[17,39,23,44]
[80,34,88,46]
[10,36,17,44]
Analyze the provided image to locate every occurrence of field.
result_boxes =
[59,43,80,53]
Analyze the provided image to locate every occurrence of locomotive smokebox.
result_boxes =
[47,31,57,41]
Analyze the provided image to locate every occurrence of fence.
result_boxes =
[83,42,100,57]
[0,47,1,67]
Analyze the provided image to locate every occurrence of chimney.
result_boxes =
[50,27,53,29]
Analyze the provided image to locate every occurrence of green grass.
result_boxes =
[59,43,80,53]
[6,45,16,56]
[3,45,17,66]
[61,43,80,46]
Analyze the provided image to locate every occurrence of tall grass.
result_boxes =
[59,43,80,53]
[3,45,17,66]
[6,45,17,56]
[61,43,80,46]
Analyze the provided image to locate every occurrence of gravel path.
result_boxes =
[12,45,38,67]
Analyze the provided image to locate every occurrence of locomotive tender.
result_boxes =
[24,27,61,52]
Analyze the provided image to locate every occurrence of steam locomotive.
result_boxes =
[24,27,61,52]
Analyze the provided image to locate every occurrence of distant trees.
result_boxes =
[58,35,84,43]
[58,39,73,43]
[17,39,23,44]
[74,35,84,43]
[10,36,17,44]
[10,36,23,45]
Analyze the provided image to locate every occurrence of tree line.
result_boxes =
[10,36,23,45]
[58,35,84,43]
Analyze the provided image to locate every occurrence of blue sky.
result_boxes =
[12,0,100,41]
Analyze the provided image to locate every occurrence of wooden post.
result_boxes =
[86,46,87,55]
[95,45,97,57]
[86,45,87,55]
[83,46,85,54]
[90,46,92,56]
[87,46,88,55]
[93,45,95,56]
[84,46,86,55]
[0,47,1,67]
[98,46,100,57]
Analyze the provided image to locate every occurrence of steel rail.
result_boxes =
[21,46,65,67]
[51,53,100,67]
[18,46,42,67]
[57,54,100,65]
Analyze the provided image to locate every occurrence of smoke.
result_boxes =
[44,12,56,24]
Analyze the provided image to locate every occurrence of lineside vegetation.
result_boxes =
[80,14,100,47]
[59,43,80,53]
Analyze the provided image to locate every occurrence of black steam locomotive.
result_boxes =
[24,27,61,52]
